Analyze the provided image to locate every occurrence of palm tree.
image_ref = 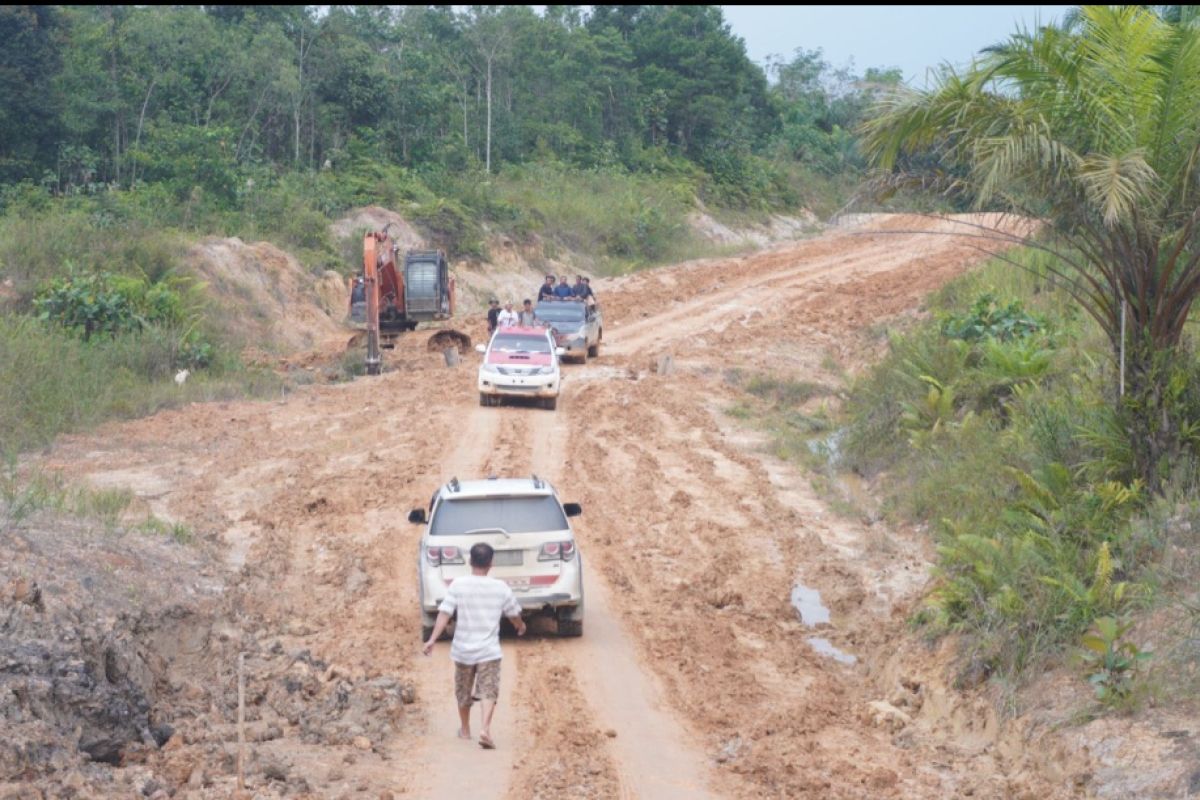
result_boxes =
[861,5,1200,490]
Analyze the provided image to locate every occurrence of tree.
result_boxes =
[464,6,515,173]
[0,6,64,183]
[861,6,1200,490]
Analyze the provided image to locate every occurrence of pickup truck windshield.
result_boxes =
[534,304,585,323]
[491,334,551,353]
[430,496,568,535]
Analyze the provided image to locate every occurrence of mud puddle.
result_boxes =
[791,583,858,665]
[806,637,857,665]
[790,583,831,626]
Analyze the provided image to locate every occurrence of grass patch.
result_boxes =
[2,459,194,543]
[2,461,131,531]
[136,515,194,544]
[0,315,280,454]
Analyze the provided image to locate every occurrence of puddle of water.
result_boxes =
[790,583,831,627]
[807,637,857,665]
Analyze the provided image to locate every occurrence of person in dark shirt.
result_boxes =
[486,299,501,335]
[518,299,537,326]
[537,275,556,302]
[576,277,596,305]
[553,275,575,299]
[572,275,590,299]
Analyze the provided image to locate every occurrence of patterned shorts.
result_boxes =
[454,659,501,708]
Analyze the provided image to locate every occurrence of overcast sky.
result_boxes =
[721,5,1076,85]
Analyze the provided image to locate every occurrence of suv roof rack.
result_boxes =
[448,477,461,493]
[531,473,544,489]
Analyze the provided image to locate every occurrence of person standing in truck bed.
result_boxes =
[537,275,556,302]
[553,275,574,299]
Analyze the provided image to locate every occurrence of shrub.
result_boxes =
[841,252,1158,678]
[1081,616,1152,707]
[941,293,1043,342]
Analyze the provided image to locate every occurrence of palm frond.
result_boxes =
[1076,150,1159,227]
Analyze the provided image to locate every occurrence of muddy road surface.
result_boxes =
[26,214,1066,798]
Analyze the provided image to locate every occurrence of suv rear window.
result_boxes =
[430,496,568,535]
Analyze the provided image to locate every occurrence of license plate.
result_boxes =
[492,549,524,566]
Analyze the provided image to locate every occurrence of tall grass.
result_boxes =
[0,316,279,454]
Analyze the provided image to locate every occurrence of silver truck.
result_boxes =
[534,300,602,363]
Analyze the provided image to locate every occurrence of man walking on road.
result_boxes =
[423,543,526,749]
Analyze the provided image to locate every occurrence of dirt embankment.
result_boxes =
[10,212,1175,799]
[186,238,348,356]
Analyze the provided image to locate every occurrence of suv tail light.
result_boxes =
[426,546,465,565]
[538,540,576,561]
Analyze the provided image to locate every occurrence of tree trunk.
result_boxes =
[108,12,122,186]
[485,57,492,174]
[1122,340,1180,494]
[131,78,157,186]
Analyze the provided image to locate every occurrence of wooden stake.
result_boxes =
[237,652,246,790]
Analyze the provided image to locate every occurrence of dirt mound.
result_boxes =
[186,238,348,354]
[1,501,417,800]
[330,206,425,252]
[455,234,589,314]
[687,210,820,247]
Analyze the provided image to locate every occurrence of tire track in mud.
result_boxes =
[604,235,901,357]
[405,403,531,800]
[528,399,718,799]
[558,213,1057,799]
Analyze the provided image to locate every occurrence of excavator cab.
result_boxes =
[402,250,453,321]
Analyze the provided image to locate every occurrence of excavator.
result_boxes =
[348,225,470,374]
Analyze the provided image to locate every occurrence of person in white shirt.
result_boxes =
[496,302,519,328]
[423,543,526,749]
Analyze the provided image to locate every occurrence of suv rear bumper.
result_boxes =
[420,560,582,616]
[422,592,581,617]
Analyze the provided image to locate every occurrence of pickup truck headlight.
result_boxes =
[480,363,501,374]
[534,366,556,375]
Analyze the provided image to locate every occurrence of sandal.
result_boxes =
[478,733,496,750]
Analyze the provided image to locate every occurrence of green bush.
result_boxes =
[34,271,188,338]
[941,293,1043,342]
[467,162,703,270]
[841,252,1157,677]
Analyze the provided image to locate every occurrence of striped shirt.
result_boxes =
[439,575,520,665]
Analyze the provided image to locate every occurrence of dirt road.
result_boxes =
[40,214,1064,798]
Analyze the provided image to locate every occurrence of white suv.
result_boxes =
[475,326,564,410]
[409,476,584,638]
